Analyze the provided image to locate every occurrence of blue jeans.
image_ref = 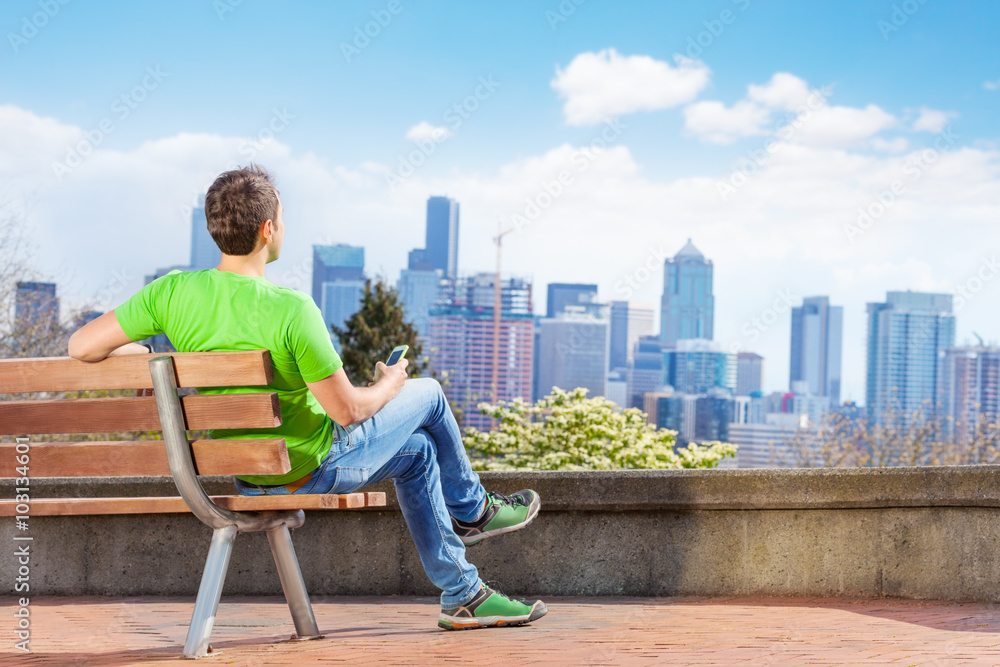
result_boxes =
[233,377,487,606]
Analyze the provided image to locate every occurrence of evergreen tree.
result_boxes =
[330,278,428,384]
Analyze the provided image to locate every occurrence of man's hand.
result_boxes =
[372,358,408,394]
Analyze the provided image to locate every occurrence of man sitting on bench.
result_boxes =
[67,165,547,630]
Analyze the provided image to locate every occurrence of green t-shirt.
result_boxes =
[115,268,343,485]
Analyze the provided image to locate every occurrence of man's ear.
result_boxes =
[260,218,274,243]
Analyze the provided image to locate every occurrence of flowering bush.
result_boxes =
[463,387,737,471]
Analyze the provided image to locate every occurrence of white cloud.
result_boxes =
[746,72,813,111]
[551,49,710,126]
[683,72,897,148]
[405,121,453,142]
[2,103,998,403]
[794,104,897,148]
[682,100,771,144]
[911,107,957,133]
[984,79,1000,91]
[871,137,910,152]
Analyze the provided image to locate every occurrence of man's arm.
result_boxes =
[67,310,150,361]
[306,359,408,426]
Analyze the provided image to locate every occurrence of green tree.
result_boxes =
[463,387,737,471]
[330,278,428,384]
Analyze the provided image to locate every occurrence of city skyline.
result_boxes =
[2,2,998,402]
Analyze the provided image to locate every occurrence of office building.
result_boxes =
[427,274,534,431]
[646,390,741,447]
[15,281,59,332]
[866,291,955,423]
[609,301,655,371]
[736,352,764,396]
[790,296,843,404]
[728,414,814,468]
[606,368,628,407]
[189,195,221,270]
[425,196,460,278]
[660,239,714,347]
[397,268,442,340]
[939,345,1000,442]
[536,306,610,399]
[546,283,598,318]
[666,339,737,396]
[627,336,668,409]
[312,244,365,338]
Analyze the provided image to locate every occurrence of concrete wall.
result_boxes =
[4,467,1000,601]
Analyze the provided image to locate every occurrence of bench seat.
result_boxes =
[0,492,386,516]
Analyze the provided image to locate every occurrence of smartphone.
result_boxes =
[385,344,409,366]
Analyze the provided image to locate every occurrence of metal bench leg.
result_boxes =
[183,524,238,659]
[267,523,322,640]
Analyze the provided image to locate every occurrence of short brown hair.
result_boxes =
[204,165,279,256]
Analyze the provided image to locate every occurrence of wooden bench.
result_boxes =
[0,350,385,658]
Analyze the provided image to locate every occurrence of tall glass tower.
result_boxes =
[660,239,714,347]
[425,196,459,279]
[312,244,365,341]
[189,195,221,270]
[865,291,955,423]
[789,296,843,404]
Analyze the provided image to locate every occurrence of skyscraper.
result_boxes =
[536,305,610,399]
[866,291,955,422]
[397,268,442,340]
[660,239,714,347]
[425,196,460,278]
[189,195,221,270]
[15,282,59,332]
[608,301,655,371]
[427,274,533,431]
[736,352,764,396]
[546,283,598,318]
[312,244,365,338]
[939,345,1000,443]
[665,339,737,395]
[627,336,667,409]
[789,296,843,404]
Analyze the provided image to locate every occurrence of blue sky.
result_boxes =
[2,0,999,400]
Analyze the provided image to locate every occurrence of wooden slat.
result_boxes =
[0,492,388,516]
[0,350,273,393]
[0,393,281,435]
[0,439,290,478]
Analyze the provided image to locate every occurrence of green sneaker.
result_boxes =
[439,584,548,630]
[452,489,541,546]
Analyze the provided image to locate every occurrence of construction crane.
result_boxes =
[492,223,514,406]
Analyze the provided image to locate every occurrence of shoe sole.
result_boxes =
[461,495,541,546]
[438,602,548,630]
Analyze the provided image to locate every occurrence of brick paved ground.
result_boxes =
[5,596,1000,665]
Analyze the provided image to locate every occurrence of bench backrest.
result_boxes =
[0,350,289,479]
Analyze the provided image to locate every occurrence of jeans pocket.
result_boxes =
[329,466,371,494]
